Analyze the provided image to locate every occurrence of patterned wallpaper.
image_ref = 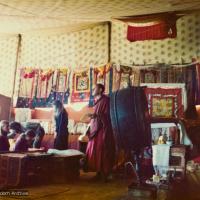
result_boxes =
[0,36,18,97]
[111,14,200,65]
[19,23,108,68]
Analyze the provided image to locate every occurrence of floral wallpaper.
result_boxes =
[0,36,18,97]
[19,23,108,68]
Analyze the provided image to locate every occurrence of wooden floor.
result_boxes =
[1,171,200,200]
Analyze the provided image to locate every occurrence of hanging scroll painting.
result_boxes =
[88,64,113,107]
[32,69,54,107]
[16,68,38,108]
[36,69,54,98]
[18,68,37,98]
[151,96,175,118]
[145,87,183,118]
[130,68,140,86]
[46,68,70,106]
[113,65,133,91]
[93,63,112,95]
[120,73,130,89]
[56,69,68,92]
[17,68,70,108]
[140,69,160,83]
[71,69,90,102]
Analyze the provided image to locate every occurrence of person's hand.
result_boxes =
[87,113,96,119]
[87,113,93,118]
[54,132,57,139]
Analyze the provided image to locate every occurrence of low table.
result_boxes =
[0,150,84,188]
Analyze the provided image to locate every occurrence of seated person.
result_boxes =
[32,125,45,148]
[0,120,10,151]
[8,121,23,139]
[8,121,23,150]
[13,129,35,152]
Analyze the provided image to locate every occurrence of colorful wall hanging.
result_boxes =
[33,68,70,107]
[16,68,70,108]
[145,87,183,118]
[130,68,140,86]
[56,68,68,92]
[71,69,90,102]
[93,63,113,94]
[16,68,38,108]
[140,69,160,83]
[18,68,37,98]
[36,69,54,99]
[151,96,175,118]
[33,68,54,107]
[88,64,113,107]
[113,65,135,91]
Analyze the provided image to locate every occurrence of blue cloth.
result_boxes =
[89,68,94,107]
[16,90,69,108]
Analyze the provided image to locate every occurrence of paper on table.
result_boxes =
[47,149,84,156]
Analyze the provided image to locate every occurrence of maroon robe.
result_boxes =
[0,135,10,151]
[86,95,116,176]
[13,134,29,152]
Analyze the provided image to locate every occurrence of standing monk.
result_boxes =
[53,100,69,150]
[86,84,116,181]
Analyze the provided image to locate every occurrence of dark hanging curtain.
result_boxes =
[184,65,198,119]
[195,62,200,105]
[110,86,151,152]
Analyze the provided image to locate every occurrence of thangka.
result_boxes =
[16,68,38,108]
[56,68,68,93]
[140,69,160,83]
[145,87,183,118]
[32,69,54,107]
[71,69,90,102]
[113,65,139,91]
[93,63,113,95]
[88,64,113,107]
[17,68,70,108]
[18,68,37,98]
[36,69,54,99]
[46,68,70,105]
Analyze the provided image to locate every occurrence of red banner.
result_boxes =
[127,20,177,42]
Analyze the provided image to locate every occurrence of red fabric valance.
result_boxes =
[127,20,177,42]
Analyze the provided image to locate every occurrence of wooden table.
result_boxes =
[0,151,83,188]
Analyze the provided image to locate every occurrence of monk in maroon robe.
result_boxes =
[86,84,116,181]
[13,129,35,152]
